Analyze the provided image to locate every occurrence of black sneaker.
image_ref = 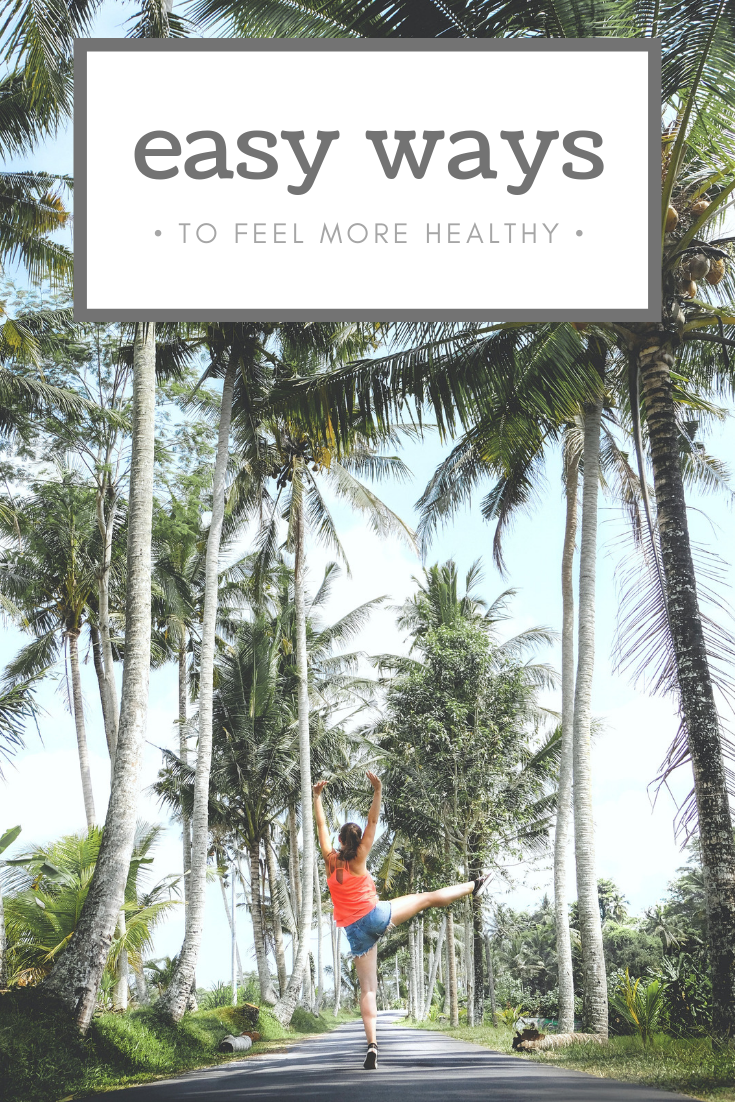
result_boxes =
[363,1043,378,1070]
[472,872,492,898]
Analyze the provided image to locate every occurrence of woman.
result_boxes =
[313,771,490,1070]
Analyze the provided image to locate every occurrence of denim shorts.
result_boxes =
[343,900,393,958]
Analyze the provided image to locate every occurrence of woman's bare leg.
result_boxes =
[389,882,474,927]
[354,945,378,1045]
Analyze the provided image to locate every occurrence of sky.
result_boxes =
[3,8,735,991]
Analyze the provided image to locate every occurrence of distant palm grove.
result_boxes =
[3,0,735,1088]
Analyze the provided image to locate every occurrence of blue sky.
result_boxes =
[3,12,735,989]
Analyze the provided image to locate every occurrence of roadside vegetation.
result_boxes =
[0,987,358,1102]
[410,1017,735,1102]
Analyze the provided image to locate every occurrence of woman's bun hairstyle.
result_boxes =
[338,822,362,861]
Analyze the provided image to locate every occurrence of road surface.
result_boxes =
[84,1012,694,1100]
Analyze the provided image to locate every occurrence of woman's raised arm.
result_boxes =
[358,771,382,856]
[312,780,332,860]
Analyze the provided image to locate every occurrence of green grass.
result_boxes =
[0,988,358,1101]
[406,1017,735,1101]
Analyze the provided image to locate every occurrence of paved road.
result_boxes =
[87,1012,694,1101]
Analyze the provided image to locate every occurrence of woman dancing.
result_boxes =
[313,771,490,1070]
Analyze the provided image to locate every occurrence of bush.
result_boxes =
[0,989,93,1102]
[658,955,711,1037]
[609,969,667,1045]
[494,975,525,1009]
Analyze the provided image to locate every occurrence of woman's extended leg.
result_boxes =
[354,945,378,1045]
[389,881,475,927]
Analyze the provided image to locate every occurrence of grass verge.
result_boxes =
[0,988,358,1101]
[405,1018,735,1101]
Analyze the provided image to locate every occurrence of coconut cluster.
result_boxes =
[665,197,728,299]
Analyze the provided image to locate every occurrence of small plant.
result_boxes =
[609,968,666,1046]
[200,981,234,1009]
[498,1004,525,1031]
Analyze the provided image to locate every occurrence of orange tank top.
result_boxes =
[326,852,379,927]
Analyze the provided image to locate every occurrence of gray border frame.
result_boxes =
[74,37,661,322]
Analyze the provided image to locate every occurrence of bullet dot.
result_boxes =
[154,230,162,237]
[576,229,583,237]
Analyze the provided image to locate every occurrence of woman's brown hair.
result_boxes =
[338,822,362,861]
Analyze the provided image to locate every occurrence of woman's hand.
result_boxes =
[366,771,382,791]
[313,780,329,797]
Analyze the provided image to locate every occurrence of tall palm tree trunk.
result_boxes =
[67,630,96,829]
[463,849,474,1026]
[425,916,445,1013]
[43,322,156,1033]
[178,639,192,916]
[112,912,128,1011]
[472,898,485,1025]
[314,852,324,1013]
[133,959,149,1005]
[639,341,735,1037]
[555,447,579,1033]
[408,921,417,1017]
[573,394,608,1036]
[443,936,450,1015]
[288,804,302,919]
[96,493,119,761]
[273,495,315,1024]
[218,873,244,984]
[331,914,342,1012]
[485,934,497,1026]
[159,358,238,1023]
[249,838,277,1004]
[265,825,288,995]
[84,620,126,1006]
[90,624,115,760]
[417,916,425,1019]
[446,910,459,1026]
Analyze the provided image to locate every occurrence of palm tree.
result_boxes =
[555,440,579,1034]
[41,324,136,762]
[171,606,295,1006]
[43,321,157,1032]
[0,0,181,1034]
[405,342,731,1033]
[156,555,385,1006]
[245,424,414,1024]
[572,382,607,1034]
[157,339,238,1022]
[2,823,179,990]
[0,470,105,828]
[395,376,604,1029]
[378,563,559,1026]
[0,675,42,774]
[0,72,72,282]
[152,492,206,925]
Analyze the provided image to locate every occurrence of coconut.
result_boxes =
[691,199,710,215]
[680,279,697,298]
[666,206,679,232]
[685,254,710,279]
[706,258,726,285]
[571,322,588,331]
